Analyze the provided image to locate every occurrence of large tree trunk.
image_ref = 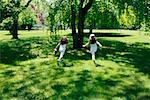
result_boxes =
[12,14,19,39]
[71,2,78,49]
[77,0,94,48]
[70,0,94,49]
[78,10,85,48]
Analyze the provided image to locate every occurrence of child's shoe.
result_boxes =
[93,60,101,67]
[57,59,61,66]
[54,49,58,55]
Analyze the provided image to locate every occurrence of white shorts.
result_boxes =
[90,51,96,55]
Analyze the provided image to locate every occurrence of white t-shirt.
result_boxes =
[59,44,67,52]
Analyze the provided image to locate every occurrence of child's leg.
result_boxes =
[58,51,65,61]
[92,52,99,66]
[91,52,96,61]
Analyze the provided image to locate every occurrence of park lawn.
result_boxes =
[0,30,150,99]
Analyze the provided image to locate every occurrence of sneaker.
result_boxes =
[57,59,61,66]
[93,60,100,67]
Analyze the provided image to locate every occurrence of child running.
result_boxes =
[54,36,68,65]
[83,34,102,66]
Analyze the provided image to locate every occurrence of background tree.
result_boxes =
[1,0,149,41]
[18,8,36,30]
[1,0,32,39]
[0,0,3,23]
[70,0,78,48]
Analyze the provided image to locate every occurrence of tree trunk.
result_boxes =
[78,10,85,48]
[89,19,96,34]
[70,0,94,49]
[12,14,19,39]
[77,0,94,48]
[71,3,78,49]
[89,25,93,34]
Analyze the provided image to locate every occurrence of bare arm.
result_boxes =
[96,41,102,48]
[54,43,60,51]
[83,42,89,47]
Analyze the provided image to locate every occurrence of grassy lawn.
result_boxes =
[0,30,150,99]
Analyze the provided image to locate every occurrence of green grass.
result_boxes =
[0,30,150,99]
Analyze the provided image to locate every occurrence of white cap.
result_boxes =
[89,34,95,39]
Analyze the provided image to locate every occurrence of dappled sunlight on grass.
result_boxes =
[0,30,150,99]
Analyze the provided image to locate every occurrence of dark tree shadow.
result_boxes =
[0,35,60,65]
[67,32,131,38]
[1,33,150,99]
[64,49,91,61]
[96,39,150,75]
[0,41,36,65]
[49,70,121,99]
[114,77,150,99]
[62,33,150,75]
[84,32,131,37]
[65,32,131,62]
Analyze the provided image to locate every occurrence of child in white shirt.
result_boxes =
[83,34,102,65]
[54,36,68,64]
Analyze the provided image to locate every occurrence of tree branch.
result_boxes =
[83,0,94,14]
[24,0,32,8]
[21,0,32,12]
[81,0,85,5]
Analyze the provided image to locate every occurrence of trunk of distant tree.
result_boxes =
[89,18,96,34]
[71,2,78,49]
[12,14,19,39]
[89,25,93,34]
[28,24,32,31]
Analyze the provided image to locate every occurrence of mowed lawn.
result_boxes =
[0,30,150,99]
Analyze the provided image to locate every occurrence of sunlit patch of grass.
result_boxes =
[0,30,150,99]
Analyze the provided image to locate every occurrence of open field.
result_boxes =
[0,30,150,99]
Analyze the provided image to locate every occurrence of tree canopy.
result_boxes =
[0,0,149,45]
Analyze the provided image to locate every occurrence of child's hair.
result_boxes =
[60,36,68,45]
[89,34,96,44]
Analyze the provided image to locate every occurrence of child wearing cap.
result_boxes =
[83,34,102,65]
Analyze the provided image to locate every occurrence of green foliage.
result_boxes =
[0,17,12,30]
[1,0,149,32]
[0,0,3,22]
[46,0,71,32]
[0,0,34,30]
[18,8,36,29]
[140,18,150,32]
[86,0,120,29]
[119,6,136,29]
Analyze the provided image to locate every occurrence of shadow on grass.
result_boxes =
[84,32,131,37]
[97,39,150,75]
[0,33,150,99]
[0,41,36,65]
[0,35,60,65]
[1,33,149,75]
[115,84,150,99]
[50,70,121,99]
[68,32,131,38]
[1,55,150,99]
[65,34,150,75]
